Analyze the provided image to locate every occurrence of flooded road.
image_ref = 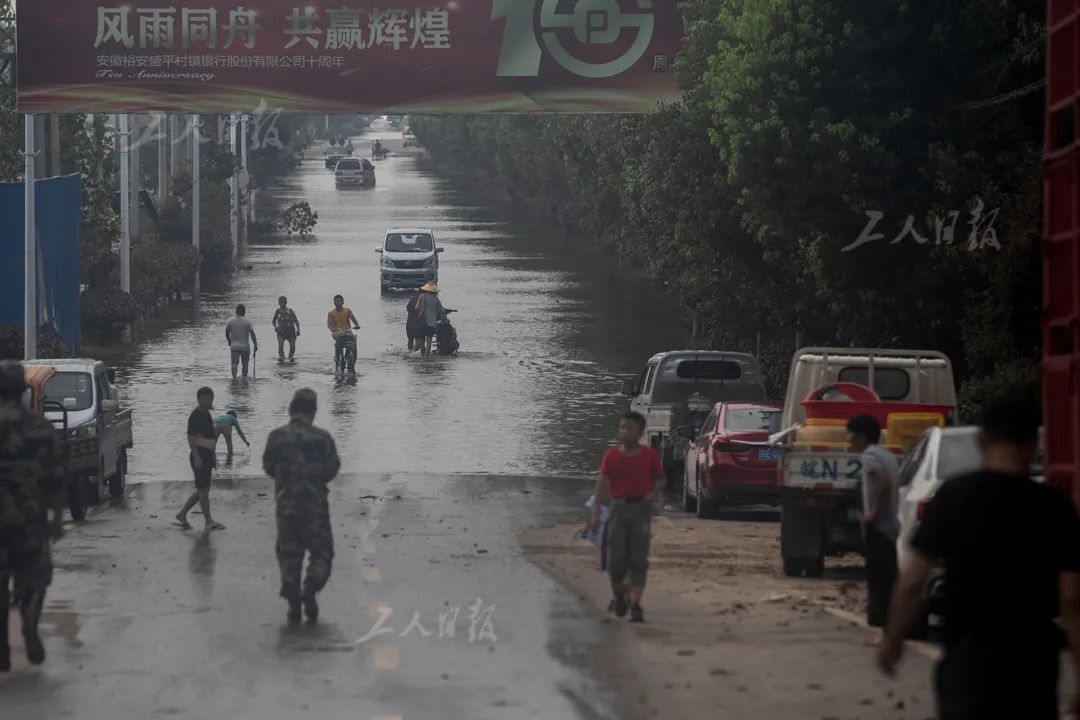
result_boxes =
[121,127,689,484]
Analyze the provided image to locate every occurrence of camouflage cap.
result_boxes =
[0,360,26,394]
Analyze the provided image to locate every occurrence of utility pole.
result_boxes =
[241,114,252,224]
[49,115,60,177]
[170,115,182,178]
[33,115,45,178]
[23,115,36,360]
[130,115,141,242]
[158,113,168,200]
[191,114,201,296]
[119,115,131,295]
[230,113,239,268]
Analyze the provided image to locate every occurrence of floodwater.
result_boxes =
[119,126,690,486]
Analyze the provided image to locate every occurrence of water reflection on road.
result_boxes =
[119,128,689,485]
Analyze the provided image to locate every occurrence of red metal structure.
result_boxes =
[1045,0,1080,506]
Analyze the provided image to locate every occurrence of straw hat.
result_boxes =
[420,283,439,293]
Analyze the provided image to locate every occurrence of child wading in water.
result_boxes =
[215,410,250,460]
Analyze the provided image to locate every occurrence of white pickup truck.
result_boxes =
[30,358,134,520]
[772,348,956,577]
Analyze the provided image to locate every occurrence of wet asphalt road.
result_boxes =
[1,127,694,718]
[3,474,625,720]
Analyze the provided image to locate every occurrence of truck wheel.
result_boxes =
[681,465,697,513]
[805,556,826,578]
[380,284,389,296]
[67,477,87,522]
[665,460,684,496]
[109,449,127,498]
[87,461,103,506]
[695,477,718,519]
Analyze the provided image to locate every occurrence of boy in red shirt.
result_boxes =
[586,412,666,623]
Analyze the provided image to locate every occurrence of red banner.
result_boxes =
[17,1,684,114]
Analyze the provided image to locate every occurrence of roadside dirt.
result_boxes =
[524,508,868,619]
[521,509,938,720]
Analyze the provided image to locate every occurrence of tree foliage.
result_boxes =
[414,0,1044,402]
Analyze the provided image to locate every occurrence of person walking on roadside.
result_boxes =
[214,410,250,461]
[262,389,341,624]
[414,283,445,358]
[226,304,258,378]
[878,389,1080,719]
[175,387,226,531]
[0,362,66,672]
[406,288,423,353]
[272,296,300,361]
[847,414,900,630]
[585,412,665,623]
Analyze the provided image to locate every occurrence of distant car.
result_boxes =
[376,228,443,294]
[335,157,376,188]
[403,132,420,148]
[681,401,783,518]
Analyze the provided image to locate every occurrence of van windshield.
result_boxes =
[337,159,361,169]
[385,233,434,253]
[43,372,93,411]
[652,358,764,404]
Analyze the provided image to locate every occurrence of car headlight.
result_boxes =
[424,257,437,269]
[381,257,395,269]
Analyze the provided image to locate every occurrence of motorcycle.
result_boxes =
[333,330,358,374]
[435,310,460,356]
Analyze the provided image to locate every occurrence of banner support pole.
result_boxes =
[119,114,131,295]
[191,114,201,297]
[230,113,239,268]
[23,115,37,361]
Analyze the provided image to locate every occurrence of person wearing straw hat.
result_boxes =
[414,283,445,358]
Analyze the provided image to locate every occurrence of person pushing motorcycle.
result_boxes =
[326,295,360,373]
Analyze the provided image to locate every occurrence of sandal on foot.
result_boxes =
[173,516,193,530]
[206,521,226,531]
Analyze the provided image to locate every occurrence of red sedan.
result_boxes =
[681,402,782,518]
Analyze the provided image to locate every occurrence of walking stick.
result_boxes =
[252,350,257,379]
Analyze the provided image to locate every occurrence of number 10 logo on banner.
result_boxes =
[493,0,656,79]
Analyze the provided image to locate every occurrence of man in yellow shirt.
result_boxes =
[327,295,360,373]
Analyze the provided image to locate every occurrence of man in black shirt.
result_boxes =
[174,387,225,531]
[878,388,1080,719]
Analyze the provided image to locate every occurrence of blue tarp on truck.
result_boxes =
[0,174,82,356]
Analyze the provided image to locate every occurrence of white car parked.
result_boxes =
[897,426,982,569]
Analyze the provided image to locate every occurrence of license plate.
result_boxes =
[758,447,778,462]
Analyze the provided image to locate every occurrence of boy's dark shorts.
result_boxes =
[406,322,420,341]
[190,456,213,491]
[231,350,251,366]
[605,499,653,587]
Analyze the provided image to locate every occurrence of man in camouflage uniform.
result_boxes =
[0,361,65,672]
[262,388,340,624]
